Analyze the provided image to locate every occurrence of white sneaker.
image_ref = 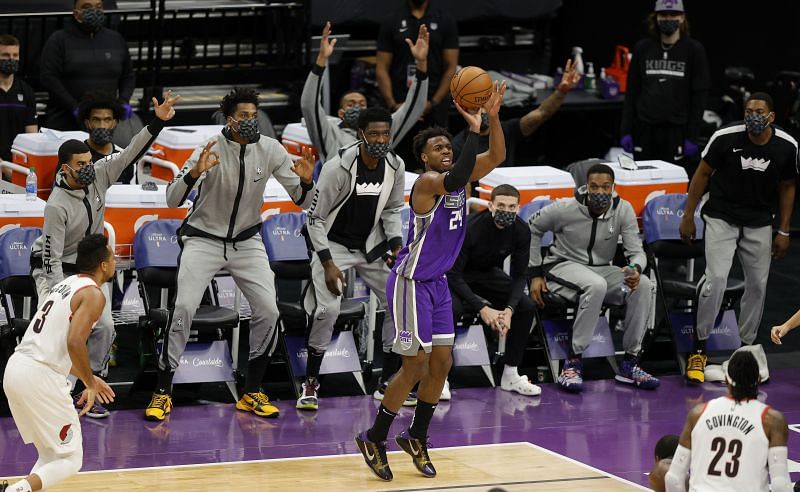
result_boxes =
[440,379,451,401]
[501,375,542,396]
[372,382,387,401]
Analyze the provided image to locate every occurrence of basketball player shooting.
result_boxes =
[664,351,791,492]
[355,77,506,482]
[2,234,116,492]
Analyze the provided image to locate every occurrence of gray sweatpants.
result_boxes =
[696,215,771,344]
[33,268,115,375]
[305,241,394,353]
[159,235,279,371]
[546,261,652,356]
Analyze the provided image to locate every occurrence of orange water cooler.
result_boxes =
[10,130,89,200]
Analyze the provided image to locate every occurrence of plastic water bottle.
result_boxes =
[621,264,636,296]
[25,167,37,201]
[571,46,585,75]
[584,62,596,93]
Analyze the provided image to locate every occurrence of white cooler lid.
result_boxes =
[263,178,292,201]
[0,193,46,215]
[480,165,575,189]
[404,171,418,194]
[11,128,89,155]
[105,184,171,207]
[604,160,688,185]
[281,122,312,145]
[154,125,224,149]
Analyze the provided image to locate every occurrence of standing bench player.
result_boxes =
[355,80,507,481]
[3,235,116,492]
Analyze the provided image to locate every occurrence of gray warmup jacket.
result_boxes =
[528,187,647,277]
[300,64,428,162]
[167,130,314,244]
[31,119,165,288]
[306,141,405,263]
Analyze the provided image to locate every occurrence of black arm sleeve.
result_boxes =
[443,131,479,192]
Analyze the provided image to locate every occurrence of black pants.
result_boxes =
[449,268,536,367]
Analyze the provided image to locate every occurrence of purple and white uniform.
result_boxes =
[389,186,466,355]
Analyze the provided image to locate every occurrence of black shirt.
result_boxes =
[39,19,135,130]
[328,156,386,250]
[83,140,133,183]
[0,77,37,161]
[702,122,799,227]
[452,118,524,167]
[621,36,710,140]
[377,3,458,102]
[447,209,530,311]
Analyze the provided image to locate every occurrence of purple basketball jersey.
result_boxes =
[395,187,467,281]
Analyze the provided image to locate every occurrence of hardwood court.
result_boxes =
[2,442,646,491]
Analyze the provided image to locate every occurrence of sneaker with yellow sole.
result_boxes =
[144,392,172,421]
[236,392,280,418]
[686,353,707,384]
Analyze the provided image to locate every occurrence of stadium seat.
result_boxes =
[133,220,239,371]
[0,227,41,339]
[642,194,745,373]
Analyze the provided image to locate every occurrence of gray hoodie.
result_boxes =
[306,141,405,263]
[300,64,428,163]
[528,186,647,277]
[167,130,314,243]
[31,119,165,288]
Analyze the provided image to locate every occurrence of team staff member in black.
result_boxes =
[447,184,540,397]
[40,0,135,130]
[0,34,37,180]
[680,92,798,384]
[376,0,457,128]
[620,0,709,170]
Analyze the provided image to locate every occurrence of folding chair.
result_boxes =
[261,212,366,396]
[642,194,745,374]
[133,219,240,399]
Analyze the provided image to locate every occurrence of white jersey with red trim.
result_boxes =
[689,396,770,492]
[14,275,100,377]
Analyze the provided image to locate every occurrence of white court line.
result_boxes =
[521,442,650,491]
[47,441,527,476]
[3,440,650,489]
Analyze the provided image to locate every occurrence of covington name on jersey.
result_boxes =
[704,414,756,435]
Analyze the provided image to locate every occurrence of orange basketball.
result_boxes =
[450,66,494,111]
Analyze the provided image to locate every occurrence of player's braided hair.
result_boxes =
[727,351,759,402]
[220,87,259,117]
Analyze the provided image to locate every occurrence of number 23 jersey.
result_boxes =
[395,187,466,281]
[15,275,101,377]
[690,396,769,492]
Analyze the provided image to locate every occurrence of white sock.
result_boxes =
[502,365,519,382]
[8,479,32,492]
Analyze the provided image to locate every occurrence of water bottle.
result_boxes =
[571,46,585,75]
[584,62,596,93]
[621,263,636,296]
[25,166,37,201]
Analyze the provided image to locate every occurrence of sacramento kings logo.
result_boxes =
[399,330,413,350]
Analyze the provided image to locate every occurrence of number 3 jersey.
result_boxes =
[15,275,101,377]
[394,187,466,281]
[690,396,770,492]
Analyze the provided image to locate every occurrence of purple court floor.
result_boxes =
[2,370,800,487]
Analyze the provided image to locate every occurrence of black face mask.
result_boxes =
[657,20,680,35]
[0,59,19,75]
[78,8,105,33]
[90,127,114,146]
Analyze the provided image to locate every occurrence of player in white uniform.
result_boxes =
[665,351,792,492]
[2,234,116,492]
